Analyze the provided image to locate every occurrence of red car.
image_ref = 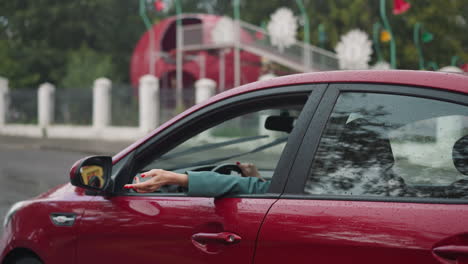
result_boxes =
[2,70,468,264]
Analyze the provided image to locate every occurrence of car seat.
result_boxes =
[307,118,406,196]
[448,135,468,198]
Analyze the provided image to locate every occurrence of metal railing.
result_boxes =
[159,87,195,124]
[111,84,139,127]
[55,89,92,125]
[6,89,38,124]
[3,86,198,127]
[181,21,338,72]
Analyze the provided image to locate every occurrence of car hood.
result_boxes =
[33,183,89,201]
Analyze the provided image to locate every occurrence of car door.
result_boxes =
[254,83,468,264]
[75,84,326,264]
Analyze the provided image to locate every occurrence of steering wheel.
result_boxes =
[211,163,243,175]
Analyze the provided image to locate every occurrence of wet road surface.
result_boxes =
[0,144,92,223]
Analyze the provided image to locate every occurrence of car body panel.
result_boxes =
[253,78,468,264]
[1,184,92,264]
[76,195,276,264]
[254,199,468,264]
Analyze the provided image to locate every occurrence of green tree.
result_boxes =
[0,0,143,89]
[306,0,467,69]
[59,45,116,89]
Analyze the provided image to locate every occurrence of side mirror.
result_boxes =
[265,115,295,133]
[69,156,112,191]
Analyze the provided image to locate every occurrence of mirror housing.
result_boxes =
[69,156,112,192]
[265,115,295,133]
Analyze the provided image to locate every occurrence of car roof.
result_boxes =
[113,70,467,163]
[239,70,467,94]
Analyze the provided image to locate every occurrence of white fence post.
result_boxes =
[0,77,8,126]
[195,78,216,104]
[93,78,112,129]
[139,75,159,133]
[38,82,55,128]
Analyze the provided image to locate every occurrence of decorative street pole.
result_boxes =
[295,0,311,70]
[426,61,439,71]
[175,0,183,110]
[233,0,241,88]
[139,0,156,75]
[413,23,424,70]
[413,22,433,70]
[219,49,226,91]
[451,56,461,67]
[318,23,326,49]
[379,0,396,68]
[372,22,385,62]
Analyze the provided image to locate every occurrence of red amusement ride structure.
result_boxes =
[130,14,263,93]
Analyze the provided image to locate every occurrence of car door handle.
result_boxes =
[50,213,77,226]
[433,245,468,260]
[192,232,242,245]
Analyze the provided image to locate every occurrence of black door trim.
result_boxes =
[269,84,328,193]
[283,86,339,194]
[332,83,468,106]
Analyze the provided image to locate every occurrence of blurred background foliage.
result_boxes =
[0,0,466,89]
[59,45,117,89]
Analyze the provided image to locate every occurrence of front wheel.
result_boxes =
[8,256,42,264]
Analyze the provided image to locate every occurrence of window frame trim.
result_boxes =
[283,82,468,204]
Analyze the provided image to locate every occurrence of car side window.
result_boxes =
[133,94,309,195]
[305,92,468,200]
[149,107,301,176]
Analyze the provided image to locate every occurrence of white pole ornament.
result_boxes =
[335,29,373,70]
[267,7,298,52]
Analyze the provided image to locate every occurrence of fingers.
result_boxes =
[128,182,146,189]
[124,182,153,193]
[125,170,158,193]
[124,176,143,192]
[124,172,165,193]
[236,162,260,178]
[237,162,254,168]
[237,162,251,177]
[237,162,254,171]
[123,184,136,190]
[140,169,163,178]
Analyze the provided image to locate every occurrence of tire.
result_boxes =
[11,256,42,264]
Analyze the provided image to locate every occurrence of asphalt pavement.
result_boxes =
[0,135,133,156]
[0,135,134,223]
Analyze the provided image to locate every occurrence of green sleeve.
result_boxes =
[187,171,270,197]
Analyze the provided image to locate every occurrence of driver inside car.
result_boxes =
[123,162,270,197]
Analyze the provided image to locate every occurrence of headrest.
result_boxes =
[340,118,394,169]
[453,135,468,175]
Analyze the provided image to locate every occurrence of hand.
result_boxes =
[124,169,188,193]
[236,162,265,182]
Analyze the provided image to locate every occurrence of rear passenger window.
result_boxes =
[305,92,468,200]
